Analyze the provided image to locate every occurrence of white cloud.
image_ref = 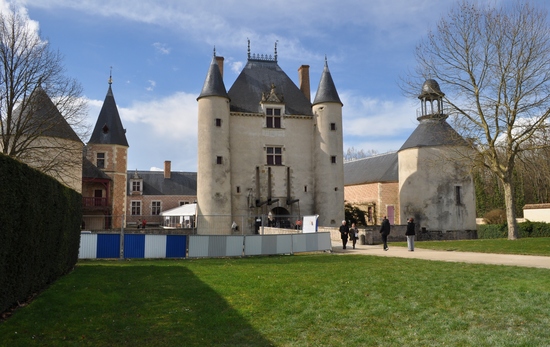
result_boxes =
[145,80,156,91]
[152,42,170,55]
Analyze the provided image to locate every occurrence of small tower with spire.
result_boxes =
[86,72,129,229]
[196,50,231,234]
[312,57,345,227]
[398,79,476,233]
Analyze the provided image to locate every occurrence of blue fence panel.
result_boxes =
[124,234,145,258]
[96,234,120,258]
[166,235,187,258]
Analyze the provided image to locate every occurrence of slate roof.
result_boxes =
[17,86,82,142]
[399,118,469,151]
[88,84,129,147]
[197,56,229,100]
[128,171,197,196]
[227,58,313,116]
[82,157,111,180]
[313,60,342,106]
[344,152,398,186]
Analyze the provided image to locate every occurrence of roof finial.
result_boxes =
[324,55,328,66]
[213,46,216,57]
[247,38,250,59]
[108,66,113,85]
[274,40,278,62]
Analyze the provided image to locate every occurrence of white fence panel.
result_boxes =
[145,235,167,258]
[276,234,293,254]
[244,235,263,256]
[79,233,97,259]
[188,236,209,258]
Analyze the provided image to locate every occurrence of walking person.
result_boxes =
[339,220,349,249]
[379,216,391,251]
[406,217,416,251]
[349,223,359,249]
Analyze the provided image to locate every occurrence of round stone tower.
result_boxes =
[312,58,345,227]
[196,54,232,234]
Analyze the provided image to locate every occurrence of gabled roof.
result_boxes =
[344,152,398,185]
[88,84,129,147]
[127,171,197,196]
[228,59,313,116]
[197,55,229,100]
[313,60,342,106]
[17,86,82,142]
[399,118,469,151]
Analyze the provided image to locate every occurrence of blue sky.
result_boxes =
[7,0,550,171]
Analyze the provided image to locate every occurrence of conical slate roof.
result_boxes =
[313,60,342,106]
[17,86,81,142]
[399,119,469,151]
[88,83,128,146]
[228,58,313,116]
[197,56,229,100]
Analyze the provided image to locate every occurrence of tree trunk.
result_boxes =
[503,180,519,240]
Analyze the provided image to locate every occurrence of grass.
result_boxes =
[1,249,550,346]
[393,237,550,256]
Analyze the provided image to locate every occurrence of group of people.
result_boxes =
[339,216,417,251]
[338,220,359,249]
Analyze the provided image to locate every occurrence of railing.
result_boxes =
[82,197,109,208]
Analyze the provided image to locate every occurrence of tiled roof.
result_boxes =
[88,84,129,147]
[127,171,197,196]
[82,158,111,180]
[344,152,398,185]
[198,56,229,100]
[17,86,82,142]
[400,118,469,151]
[228,59,313,116]
[313,60,342,106]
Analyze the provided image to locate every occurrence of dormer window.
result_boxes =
[130,170,143,196]
[266,108,281,128]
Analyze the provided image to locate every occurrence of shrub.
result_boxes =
[483,209,507,224]
[478,220,550,239]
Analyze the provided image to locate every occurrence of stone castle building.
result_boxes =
[196,46,345,234]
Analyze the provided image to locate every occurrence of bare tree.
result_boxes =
[344,147,377,162]
[0,7,87,182]
[406,1,550,239]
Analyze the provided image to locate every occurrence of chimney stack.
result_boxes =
[164,160,171,179]
[298,65,310,102]
[215,56,224,78]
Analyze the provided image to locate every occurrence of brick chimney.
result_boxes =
[216,56,224,78]
[164,160,171,179]
[298,65,310,102]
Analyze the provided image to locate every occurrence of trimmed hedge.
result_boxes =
[0,154,82,315]
[478,221,550,239]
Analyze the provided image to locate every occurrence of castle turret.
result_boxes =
[87,77,129,228]
[312,58,344,227]
[398,79,476,232]
[196,52,231,234]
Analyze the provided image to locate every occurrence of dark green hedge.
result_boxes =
[0,154,82,315]
[478,221,550,239]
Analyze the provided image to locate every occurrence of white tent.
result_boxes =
[160,203,197,228]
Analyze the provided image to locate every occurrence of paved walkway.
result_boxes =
[331,244,550,269]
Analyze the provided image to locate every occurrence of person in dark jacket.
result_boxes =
[339,220,350,249]
[379,216,391,251]
[405,217,416,251]
[349,223,359,249]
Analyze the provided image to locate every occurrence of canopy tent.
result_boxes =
[160,203,196,228]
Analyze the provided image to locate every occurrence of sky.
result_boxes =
[4,0,550,172]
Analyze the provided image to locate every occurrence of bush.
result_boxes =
[478,220,550,239]
[0,154,82,315]
[483,209,506,224]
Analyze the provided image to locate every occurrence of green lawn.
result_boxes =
[393,237,550,255]
[1,251,550,346]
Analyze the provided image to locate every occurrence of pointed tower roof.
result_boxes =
[88,78,129,147]
[17,86,81,142]
[197,52,229,100]
[313,58,342,106]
